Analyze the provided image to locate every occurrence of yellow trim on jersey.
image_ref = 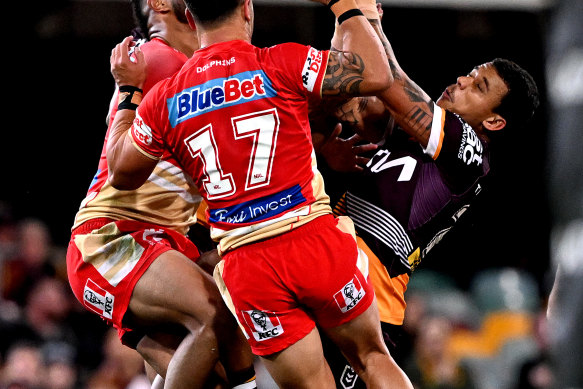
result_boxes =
[130,128,160,161]
[408,247,421,272]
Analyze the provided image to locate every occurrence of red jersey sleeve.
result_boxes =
[129,82,168,160]
[261,43,329,101]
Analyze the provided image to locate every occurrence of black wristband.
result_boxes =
[327,0,340,8]
[117,85,143,111]
[337,8,364,24]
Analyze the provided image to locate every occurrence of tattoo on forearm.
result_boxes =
[368,19,401,81]
[405,100,434,136]
[323,52,365,96]
[358,96,369,113]
[336,105,359,127]
[388,58,400,81]
[404,79,429,103]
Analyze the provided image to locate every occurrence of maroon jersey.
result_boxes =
[339,104,490,278]
[130,40,332,253]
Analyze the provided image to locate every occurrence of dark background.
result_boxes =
[5,1,552,293]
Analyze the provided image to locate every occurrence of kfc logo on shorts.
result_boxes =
[241,309,284,342]
[143,228,164,245]
[302,47,324,92]
[83,279,114,320]
[334,276,365,313]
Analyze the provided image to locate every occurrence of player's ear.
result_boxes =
[482,114,506,132]
[148,0,171,13]
[186,8,197,31]
[243,0,252,22]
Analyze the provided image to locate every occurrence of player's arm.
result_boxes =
[315,0,392,98]
[368,12,435,148]
[318,1,393,144]
[107,36,157,190]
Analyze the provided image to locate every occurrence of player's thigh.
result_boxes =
[129,249,225,327]
[260,327,335,389]
[322,301,388,372]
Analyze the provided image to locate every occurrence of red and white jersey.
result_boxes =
[74,38,202,235]
[130,40,332,253]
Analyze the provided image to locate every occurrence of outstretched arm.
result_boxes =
[329,2,434,147]
[368,8,434,147]
[312,0,392,98]
[107,36,157,190]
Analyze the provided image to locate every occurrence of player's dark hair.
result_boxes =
[491,58,540,132]
[130,0,149,40]
[184,0,244,27]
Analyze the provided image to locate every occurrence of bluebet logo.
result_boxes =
[209,185,306,224]
[167,70,276,127]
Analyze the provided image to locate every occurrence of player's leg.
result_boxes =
[259,327,336,389]
[320,326,366,389]
[128,249,255,388]
[322,301,413,389]
[137,333,230,389]
[143,360,165,389]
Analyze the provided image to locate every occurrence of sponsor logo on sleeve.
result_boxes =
[241,309,284,342]
[302,47,324,93]
[83,279,114,320]
[334,275,365,313]
[457,123,484,166]
[167,70,276,127]
[132,112,153,146]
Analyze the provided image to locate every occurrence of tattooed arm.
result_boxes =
[368,15,435,148]
[321,0,392,98]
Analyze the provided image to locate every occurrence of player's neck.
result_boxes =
[198,21,251,49]
[151,23,198,58]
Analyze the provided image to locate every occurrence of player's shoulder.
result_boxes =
[443,109,469,131]
[261,42,313,58]
[440,108,483,146]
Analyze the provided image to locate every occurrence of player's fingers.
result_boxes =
[324,123,343,145]
[331,122,343,137]
[346,133,363,146]
[355,156,371,166]
[352,143,378,154]
[133,45,145,64]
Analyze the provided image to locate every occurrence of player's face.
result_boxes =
[436,63,508,130]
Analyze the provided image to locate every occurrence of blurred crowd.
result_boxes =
[0,200,554,389]
[0,202,151,389]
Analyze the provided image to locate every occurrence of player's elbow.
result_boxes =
[108,171,142,191]
[363,71,393,96]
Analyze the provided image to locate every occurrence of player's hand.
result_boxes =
[320,123,378,172]
[110,36,146,89]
